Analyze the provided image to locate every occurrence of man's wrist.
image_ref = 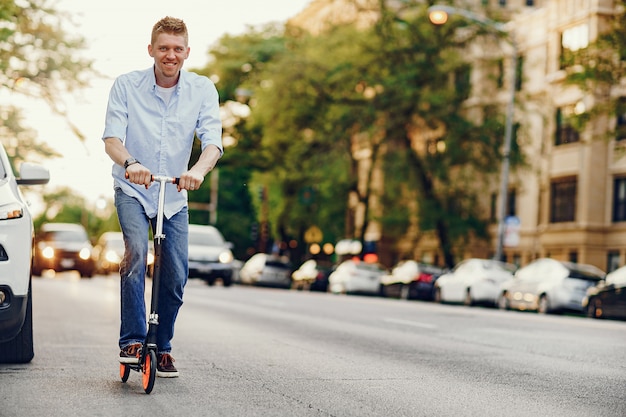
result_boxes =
[124,157,140,169]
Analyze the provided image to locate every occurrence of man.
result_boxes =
[102,16,222,377]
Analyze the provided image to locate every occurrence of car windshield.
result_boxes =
[188,231,223,246]
[564,263,605,281]
[44,230,87,242]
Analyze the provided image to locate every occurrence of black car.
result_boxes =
[584,266,626,321]
[33,223,96,278]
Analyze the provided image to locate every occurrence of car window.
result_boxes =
[188,230,224,246]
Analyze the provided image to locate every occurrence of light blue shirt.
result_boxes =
[102,66,223,219]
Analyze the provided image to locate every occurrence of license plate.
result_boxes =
[61,259,75,268]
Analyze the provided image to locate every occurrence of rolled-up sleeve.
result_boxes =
[195,78,223,155]
[102,78,129,141]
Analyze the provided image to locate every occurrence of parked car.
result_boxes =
[583,265,626,320]
[32,223,96,278]
[498,258,605,314]
[435,258,516,306]
[0,144,49,363]
[328,259,387,295]
[239,253,293,288]
[187,224,235,286]
[94,231,124,274]
[380,260,446,300]
[291,259,334,292]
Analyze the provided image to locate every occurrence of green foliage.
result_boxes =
[564,5,626,128]
[196,2,519,267]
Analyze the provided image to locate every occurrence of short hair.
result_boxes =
[151,16,188,45]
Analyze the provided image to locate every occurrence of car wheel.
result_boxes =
[586,298,602,319]
[434,287,442,303]
[400,284,410,300]
[0,279,34,364]
[463,289,473,306]
[538,294,550,314]
[80,269,93,278]
[205,277,216,286]
[497,293,509,310]
[222,276,233,287]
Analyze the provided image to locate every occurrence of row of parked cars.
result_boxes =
[235,254,626,322]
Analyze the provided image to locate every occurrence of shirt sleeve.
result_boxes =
[195,78,223,156]
[102,76,129,142]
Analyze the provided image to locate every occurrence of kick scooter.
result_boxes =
[120,174,178,394]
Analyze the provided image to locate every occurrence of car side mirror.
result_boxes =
[17,163,50,185]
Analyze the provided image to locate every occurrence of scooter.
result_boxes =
[119,175,178,394]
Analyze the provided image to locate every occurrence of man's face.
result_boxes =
[148,33,189,81]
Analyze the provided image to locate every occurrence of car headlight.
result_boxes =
[42,246,55,259]
[105,250,121,263]
[219,250,234,264]
[0,202,24,220]
[79,247,91,260]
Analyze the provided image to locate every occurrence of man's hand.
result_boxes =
[178,169,204,192]
[125,163,152,189]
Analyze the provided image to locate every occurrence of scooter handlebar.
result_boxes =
[125,172,180,184]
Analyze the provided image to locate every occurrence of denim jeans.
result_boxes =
[114,188,188,353]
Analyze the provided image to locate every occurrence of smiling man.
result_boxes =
[101,16,223,378]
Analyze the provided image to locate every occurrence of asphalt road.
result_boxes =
[1,273,625,417]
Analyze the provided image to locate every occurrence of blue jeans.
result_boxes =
[114,188,188,353]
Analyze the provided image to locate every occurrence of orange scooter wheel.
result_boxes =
[142,350,157,394]
[120,363,130,382]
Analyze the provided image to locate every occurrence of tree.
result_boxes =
[246,1,513,267]
[0,0,94,142]
[564,3,625,136]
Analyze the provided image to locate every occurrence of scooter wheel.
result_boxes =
[120,363,130,382]
[142,350,157,394]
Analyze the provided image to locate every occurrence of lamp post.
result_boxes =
[428,5,517,262]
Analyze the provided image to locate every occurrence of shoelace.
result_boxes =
[125,344,141,356]
[159,353,175,367]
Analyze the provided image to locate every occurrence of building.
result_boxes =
[291,0,624,271]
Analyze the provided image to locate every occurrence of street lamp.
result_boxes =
[428,4,517,262]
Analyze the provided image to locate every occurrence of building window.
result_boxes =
[550,177,576,223]
[607,251,620,273]
[613,177,626,222]
[569,251,578,264]
[455,64,471,100]
[555,106,580,145]
[515,55,523,91]
[507,188,517,217]
[526,0,535,5]
[560,23,589,69]
[617,98,626,141]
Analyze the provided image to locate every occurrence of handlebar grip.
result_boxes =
[125,172,179,184]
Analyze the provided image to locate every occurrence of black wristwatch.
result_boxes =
[124,157,140,169]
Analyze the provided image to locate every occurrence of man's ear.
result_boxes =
[148,44,154,57]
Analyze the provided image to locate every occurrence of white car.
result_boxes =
[328,259,387,295]
[239,253,293,288]
[499,258,605,314]
[0,144,49,363]
[435,258,516,306]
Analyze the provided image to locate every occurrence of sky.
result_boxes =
[10,0,312,209]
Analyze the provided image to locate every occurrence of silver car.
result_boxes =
[498,258,605,314]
